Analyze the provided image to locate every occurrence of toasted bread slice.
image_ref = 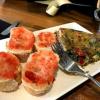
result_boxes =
[6,26,35,62]
[34,32,56,51]
[22,50,59,95]
[0,52,21,92]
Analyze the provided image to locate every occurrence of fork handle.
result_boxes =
[86,73,100,87]
[77,71,100,87]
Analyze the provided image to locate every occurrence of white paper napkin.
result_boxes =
[35,0,92,16]
[35,0,72,16]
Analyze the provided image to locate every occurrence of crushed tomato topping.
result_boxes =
[0,52,20,79]
[8,27,35,50]
[23,50,59,84]
[37,32,56,48]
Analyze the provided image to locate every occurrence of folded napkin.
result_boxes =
[46,0,72,16]
[35,0,95,16]
[97,0,100,8]
[35,0,72,16]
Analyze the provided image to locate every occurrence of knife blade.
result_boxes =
[0,21,20,40]
[0,21,19,36]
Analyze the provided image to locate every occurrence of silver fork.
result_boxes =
[51,41,100,87]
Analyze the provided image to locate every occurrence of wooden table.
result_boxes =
[0,0,100,100]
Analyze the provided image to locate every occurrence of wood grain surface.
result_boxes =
[0,0,100,100]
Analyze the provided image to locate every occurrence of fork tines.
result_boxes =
[51,41,74,70]
[51,41,65,57]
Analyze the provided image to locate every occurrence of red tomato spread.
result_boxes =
[0,52,20,79]
[36,32,56,48]
[7,27,35,50]
[23,50,59,85]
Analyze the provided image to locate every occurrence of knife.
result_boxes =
[0,21,20,36]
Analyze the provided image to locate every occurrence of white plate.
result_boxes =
[0,22,100,100]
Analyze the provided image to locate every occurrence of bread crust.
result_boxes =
[0,70,21,92]
[0,52,21,92]
[6,42,32,62]
[22,50,59,95]
[22,79,52,95]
